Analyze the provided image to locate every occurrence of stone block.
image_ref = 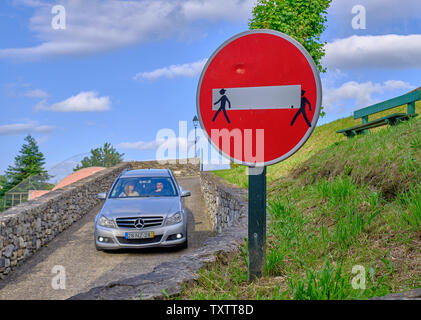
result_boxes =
[0,258,10,268]
[18,237,26,249]
[3,245,14,258]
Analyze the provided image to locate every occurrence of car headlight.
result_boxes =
[165,211,183,226]
[97,215,116,228]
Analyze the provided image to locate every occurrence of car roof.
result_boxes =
[120,168,171,178]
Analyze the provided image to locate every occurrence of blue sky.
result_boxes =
[1,0,421,181]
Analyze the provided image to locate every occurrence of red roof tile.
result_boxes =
[53,167,106,190]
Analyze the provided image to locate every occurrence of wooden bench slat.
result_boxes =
[337,89,419,138]
[336,113,417,134]
[354,91,420,119]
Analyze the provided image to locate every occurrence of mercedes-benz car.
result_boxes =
[94,168,190,251]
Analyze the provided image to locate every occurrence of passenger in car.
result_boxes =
[119,181,140,197]
[153,182,164,193]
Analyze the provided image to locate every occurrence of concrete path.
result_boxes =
[0,177,213,300]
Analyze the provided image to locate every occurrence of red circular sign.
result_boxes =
[197,30,322,166]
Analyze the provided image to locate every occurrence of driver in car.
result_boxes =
[119,181,140,197]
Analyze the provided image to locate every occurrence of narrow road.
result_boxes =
[0,177,213,300]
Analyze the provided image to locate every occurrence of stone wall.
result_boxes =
[0,162,131,278]
[199,172,247,233]
[371,288,421,300]
[129,159,200,177]
[0,160,200,279]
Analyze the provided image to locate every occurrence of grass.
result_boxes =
[293,118,421,199]
[177,100,421,300]
[397,183,421,232]
[213,101,421,189]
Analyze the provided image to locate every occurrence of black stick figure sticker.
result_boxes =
[290,89,312,128]
[212,88,231,124]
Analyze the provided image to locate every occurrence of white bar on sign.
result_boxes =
[212,85,301,110]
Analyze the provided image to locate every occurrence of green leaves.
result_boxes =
[4,134,49,191]
[249,0,332,73]
[74,142,124,171]
[0,176,6,188]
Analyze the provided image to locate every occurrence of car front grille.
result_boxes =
[115,216,164,229]
[117,235,163,245]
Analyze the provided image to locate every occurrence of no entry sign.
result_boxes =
[197,29,322,166]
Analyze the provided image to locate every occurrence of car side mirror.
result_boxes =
[98,192,107,200]
[181,190,191,197]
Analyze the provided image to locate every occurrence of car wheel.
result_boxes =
[94,236,102,251]
[180,239,188,249]
[179,230,188,249]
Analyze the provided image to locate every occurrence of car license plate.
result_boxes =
[125,231,154,240]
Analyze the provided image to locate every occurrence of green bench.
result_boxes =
[336,90,420,138]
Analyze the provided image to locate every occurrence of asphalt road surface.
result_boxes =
[0,177,213,300]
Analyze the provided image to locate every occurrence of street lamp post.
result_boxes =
[192,115,199,159]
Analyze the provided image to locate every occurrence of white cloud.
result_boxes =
[24,89,49,98]
[324,34,421,69]
[118,137,192,151]
[134,58,207,81]
[35,91,111,112]
[383,80,415,90]
[12,0,49,7]
[118,140,163,151]
[323,80,415,112]
[330,0,421,26]
[2,0,255,60]
[0,122,55,135]
[182,0,255,21]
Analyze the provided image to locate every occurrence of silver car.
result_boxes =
[94,168,190,251]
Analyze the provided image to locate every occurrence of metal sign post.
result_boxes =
[248,166,267,280]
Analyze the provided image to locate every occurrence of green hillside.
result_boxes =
[180,100,421,300]
[214,100,421,189]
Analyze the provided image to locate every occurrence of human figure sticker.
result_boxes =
[212,88,231,124]
[290,90,312,127]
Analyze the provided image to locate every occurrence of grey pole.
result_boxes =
[194,126,197,157]
[248,166,267,281]
[192,115,199,160]
[200,148,203,171]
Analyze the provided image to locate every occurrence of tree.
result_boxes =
[0,175,6,201]
[4,135,49,191]
[74,142,124,171]
[249,0,332,73]
[0,175,6,189]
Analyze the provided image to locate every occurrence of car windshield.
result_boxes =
[109,176,178,198]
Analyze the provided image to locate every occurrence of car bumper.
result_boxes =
[95,222,187,250]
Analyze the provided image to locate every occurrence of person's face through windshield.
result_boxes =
[155,182,164,192]
[124,183,135,194]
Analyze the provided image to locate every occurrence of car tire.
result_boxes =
[179,229,188,249]
[94,236,102,251]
